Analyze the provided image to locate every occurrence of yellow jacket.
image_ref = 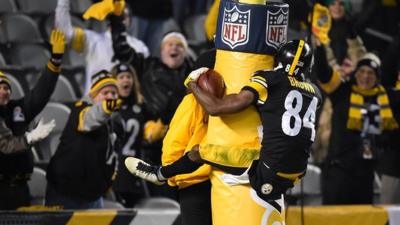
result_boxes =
[162,94,211,189]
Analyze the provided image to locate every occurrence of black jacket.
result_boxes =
[110,15,194,124]
[46,96,122,201]
[0,65,59,175]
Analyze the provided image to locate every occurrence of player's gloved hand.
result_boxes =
[25,119,56,145]
[144,119,168,143]
[113,0,125,16]
[184,67,209,88]
[102,99,122,114]
[50,29,66,62]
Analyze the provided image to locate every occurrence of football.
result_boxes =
[197,69,225,98]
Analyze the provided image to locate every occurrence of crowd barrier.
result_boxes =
[286,205,400,225]
[2,205,400,225]
[0,208,180,225]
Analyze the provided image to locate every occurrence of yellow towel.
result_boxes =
[83,0,114,21]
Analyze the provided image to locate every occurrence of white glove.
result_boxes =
[25,119,56,144]
[184,67,209,87]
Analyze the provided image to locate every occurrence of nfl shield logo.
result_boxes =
[222,6,250,49]
[266,8,288,49]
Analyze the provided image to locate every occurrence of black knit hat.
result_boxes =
[355,53,381,78]
[89,70,117,97]
[112,63,133,77]
[0,71,11,91]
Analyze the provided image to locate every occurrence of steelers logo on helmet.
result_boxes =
[275,39,312,80]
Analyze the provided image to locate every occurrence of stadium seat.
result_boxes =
[27,167,47,205]
[0,13,43,43]
[0,0,17,14]
[136,197,180,210]
[16,0,57,15]
[103,200,125,209]
[0,52,6,66]
[50,75,78,102]
[70,0,93,15]
[34,102,71,162]
[8,43,50,70]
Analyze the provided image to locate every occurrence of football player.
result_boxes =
[126,40,321,213]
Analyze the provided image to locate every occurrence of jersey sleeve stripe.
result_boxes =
[251,75,267,83]
[244,81,268,104]
[251,77,268,89]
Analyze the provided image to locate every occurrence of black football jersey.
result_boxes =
[113,98,148,194]
[243,70,322,173]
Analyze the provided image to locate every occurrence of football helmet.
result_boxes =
[275,40,313,79]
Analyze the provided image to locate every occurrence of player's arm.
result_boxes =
[188,82,254,116]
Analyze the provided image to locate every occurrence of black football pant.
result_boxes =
[179,180,212,225]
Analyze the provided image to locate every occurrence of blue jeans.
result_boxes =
[45,184,103,209]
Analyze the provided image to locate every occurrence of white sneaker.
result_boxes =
[124,157,165,185]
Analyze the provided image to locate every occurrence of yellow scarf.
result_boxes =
[347,85,399,131]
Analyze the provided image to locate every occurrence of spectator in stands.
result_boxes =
[325,0,366,78]
[0,30,66,210]
[0,72,56,155]
[311,0,366,165]
[55,0,150,94]
[111,8,193,199]
[110,63,149,207]
[45,70,122,209]
[378,62,400,204]
[111,14,193,125]
[314,38,400,205]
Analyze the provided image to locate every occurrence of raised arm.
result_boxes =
[22,30,65,122]
[55,0,75,44]
[188,82,254,116]
[110,14,146,75]
[314,43,342,94]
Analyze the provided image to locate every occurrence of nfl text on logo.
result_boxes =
[222,5,251,49]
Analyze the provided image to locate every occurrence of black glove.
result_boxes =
[110,14,134,62]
